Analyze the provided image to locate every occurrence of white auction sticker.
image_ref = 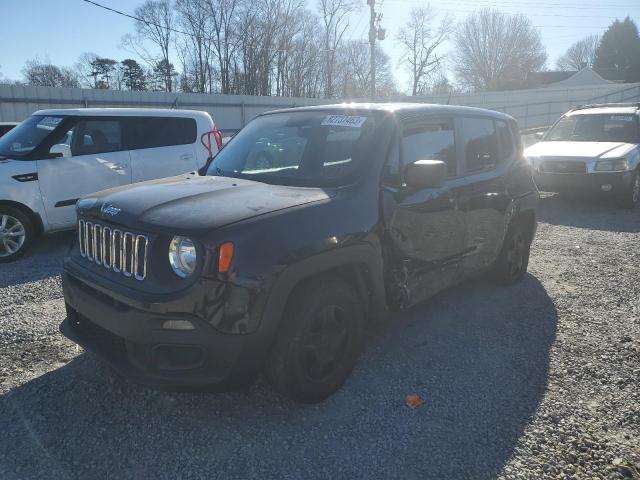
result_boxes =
[610,115,633,122]
[321,115,367,128]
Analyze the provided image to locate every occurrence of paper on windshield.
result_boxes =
[38,117,63,128]
[610,115,634,122]
[321,115,367,128]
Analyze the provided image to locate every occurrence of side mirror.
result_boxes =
[535,131,544,140]
[49,144,71,159]
[405,160,447,189]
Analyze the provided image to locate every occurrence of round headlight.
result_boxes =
[168,236,197,278]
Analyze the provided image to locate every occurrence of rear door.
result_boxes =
[455,116,514,273]
[383,116,467,304]
[126,117,199,183]
[37,117,131,228]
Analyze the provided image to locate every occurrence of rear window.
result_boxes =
[126,117,197,149]
[461,117,499,173]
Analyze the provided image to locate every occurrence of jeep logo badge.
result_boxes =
[101,204,121,217]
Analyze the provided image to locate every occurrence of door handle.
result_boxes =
[110,162,128,169]
[180,154,193,161]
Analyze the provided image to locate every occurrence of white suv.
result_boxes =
[525,103,640,208]
[0,108,219,262]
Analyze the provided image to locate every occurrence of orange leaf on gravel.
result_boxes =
[405,394,426,409]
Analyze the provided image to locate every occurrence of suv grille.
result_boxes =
[77,220,148,281]
[541,160,586,174]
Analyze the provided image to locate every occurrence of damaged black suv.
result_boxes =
[61,104,538,403]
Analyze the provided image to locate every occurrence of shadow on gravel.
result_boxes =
[538,193,640,233]
[0,274,557,480]
[0,231,73,288]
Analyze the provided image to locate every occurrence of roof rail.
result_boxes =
[569,102,640,112]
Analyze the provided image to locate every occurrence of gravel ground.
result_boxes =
[0,194,639,480]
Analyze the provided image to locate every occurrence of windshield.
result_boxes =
[207,111,375,187]
[545,113,639,143]
[0,115,65,158]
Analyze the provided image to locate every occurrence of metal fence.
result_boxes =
[1,82,639,131]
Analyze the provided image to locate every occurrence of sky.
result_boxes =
[0,0,638,93]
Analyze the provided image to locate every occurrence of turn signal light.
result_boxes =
[218,242,234,273]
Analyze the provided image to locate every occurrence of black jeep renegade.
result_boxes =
[61,104,539,403]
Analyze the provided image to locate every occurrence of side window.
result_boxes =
[401,120,456,177]
[461,117,499,173]
[127,117,197,150]
[61,119,123,156]
[496,120,515,161]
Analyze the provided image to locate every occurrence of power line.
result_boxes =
[426,0,638,9]
[80,0,296,53]
[383,1,626,19]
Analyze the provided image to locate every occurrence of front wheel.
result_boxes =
[265,275,365,403]
[0,207,33,263]
[493,218,532,285]
[616,170,639,209]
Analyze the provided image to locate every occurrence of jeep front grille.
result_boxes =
[78,220,148,281]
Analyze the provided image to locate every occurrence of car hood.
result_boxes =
[77,174,335,232]
[524,141,636,160]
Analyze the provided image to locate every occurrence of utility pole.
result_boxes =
[368,0,376,99]
[368,0,385,100]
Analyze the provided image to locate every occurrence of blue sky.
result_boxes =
[0,0,638,93]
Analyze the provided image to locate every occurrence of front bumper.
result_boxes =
[534,170,633,194]
[61,266,273,390]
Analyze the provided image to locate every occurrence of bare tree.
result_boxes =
[206,0,241,93]
[319,0,358,98]
[397,6,451,95]
[176,0,214,93]
[22,58,80,88]
[452,9,547,91]
[556,34,600,71]
[75,52,100,88]
[125,0,175,91]
[335,41,396,97]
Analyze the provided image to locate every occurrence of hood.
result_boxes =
[77,174,334,232]
[524,141,636,160]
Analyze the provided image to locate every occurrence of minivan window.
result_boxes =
[402,120,456,176]
[0,115,64,157]
[71,119,123,155]
[461,117,499,173]
[127,117,197,149]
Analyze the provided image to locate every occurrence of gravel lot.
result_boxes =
[1,194,639,480]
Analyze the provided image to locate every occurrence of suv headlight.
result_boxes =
[594,158,629,171]
[169,236,197,278]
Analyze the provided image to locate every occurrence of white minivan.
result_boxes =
[0,108,219,262]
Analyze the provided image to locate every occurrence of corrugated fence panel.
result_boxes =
[0,83,639,131]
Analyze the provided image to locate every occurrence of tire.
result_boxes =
[616,170,639,209]
[265,275,365,403]
[492,218,532,285]
[0,206,34,263]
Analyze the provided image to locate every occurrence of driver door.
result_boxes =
[37,117,132,228]
[383,116,467,305]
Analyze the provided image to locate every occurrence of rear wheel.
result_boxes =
[617,170,639,209]
[493,218,531,285]
[0,206,33,263]
[265,275,365,403]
